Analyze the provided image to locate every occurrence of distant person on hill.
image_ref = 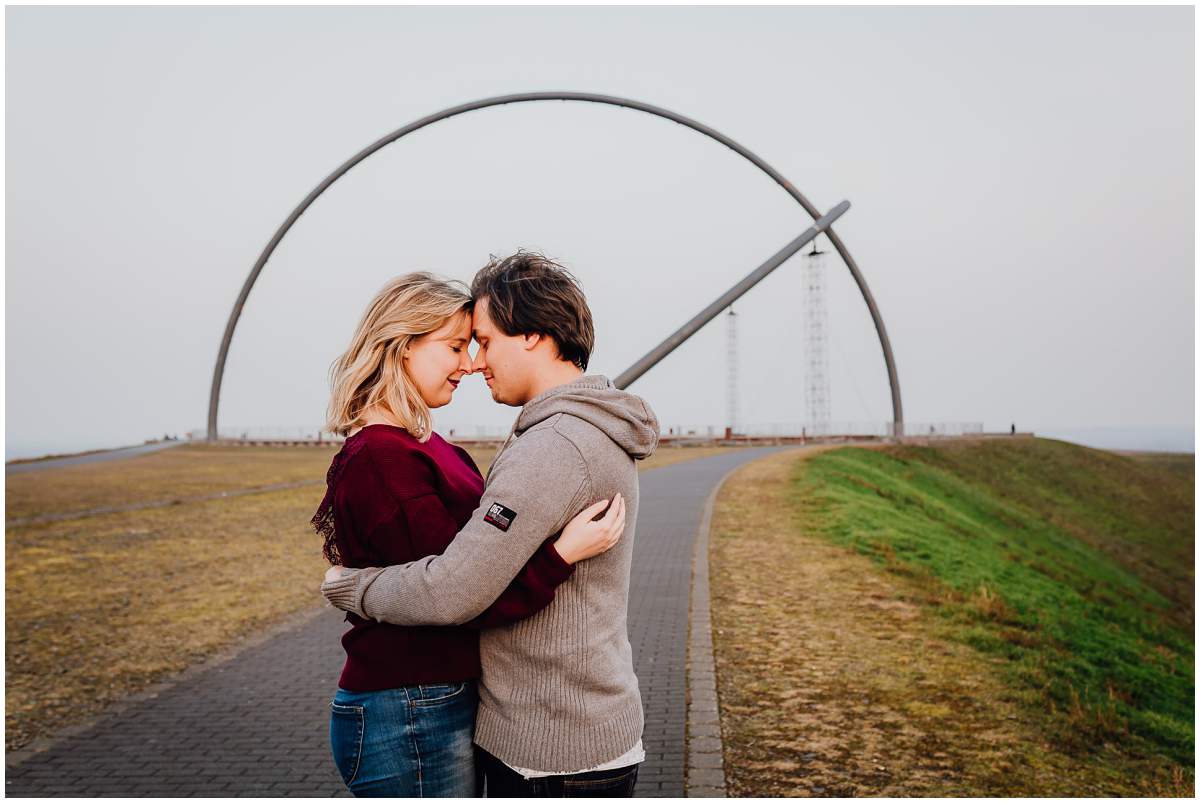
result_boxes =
[1011,423,1016,435]
[310,272,626,797]
[323,252,658,797]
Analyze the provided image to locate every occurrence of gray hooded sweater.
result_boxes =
[321,374,660,772]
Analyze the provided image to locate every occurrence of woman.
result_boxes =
[312,273,625,797]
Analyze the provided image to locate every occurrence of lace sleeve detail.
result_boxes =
[310,438,368,565]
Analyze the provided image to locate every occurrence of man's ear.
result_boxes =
[522,333,542,351]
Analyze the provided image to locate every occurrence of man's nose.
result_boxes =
[470,347,487,374]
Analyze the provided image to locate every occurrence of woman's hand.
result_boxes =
[554,493,626,565]
[324,564,349,585]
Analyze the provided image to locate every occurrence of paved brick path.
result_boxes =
[629,447,784,796]
[6,441,186,474]
[6,448,781,797]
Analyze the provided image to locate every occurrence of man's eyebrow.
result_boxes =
[472,329,485,340]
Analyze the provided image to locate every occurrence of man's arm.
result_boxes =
[462,535,575,629]
[378,490,578,628]
[322,428,590,626]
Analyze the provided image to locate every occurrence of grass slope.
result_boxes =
[794,438,1193,768]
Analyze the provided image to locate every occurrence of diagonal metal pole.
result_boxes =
[614,201,850,390]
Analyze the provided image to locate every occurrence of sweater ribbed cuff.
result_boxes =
[321,569,369,617]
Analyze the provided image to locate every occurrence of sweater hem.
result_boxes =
[473,697,644,773]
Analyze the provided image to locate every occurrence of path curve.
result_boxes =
[6,441,186,475]
[5,446,785,797]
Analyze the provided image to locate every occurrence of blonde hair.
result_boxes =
[325,272,471,442]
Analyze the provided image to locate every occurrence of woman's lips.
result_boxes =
[448,379,460,388]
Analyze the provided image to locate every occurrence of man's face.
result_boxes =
[471,298,532,406]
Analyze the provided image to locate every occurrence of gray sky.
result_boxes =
[5,5,1195,458]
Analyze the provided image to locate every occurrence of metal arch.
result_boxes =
[207,91,904,440]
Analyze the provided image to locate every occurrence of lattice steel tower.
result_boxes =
[726,306,739,435]
[804,238,831,435]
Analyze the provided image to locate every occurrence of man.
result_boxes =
[321,251,659,796]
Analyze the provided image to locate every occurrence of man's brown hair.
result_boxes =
[471,251,595,370]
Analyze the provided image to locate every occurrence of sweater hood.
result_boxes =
[514,374,660,460]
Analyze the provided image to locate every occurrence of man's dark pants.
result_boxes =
[475,746,639,797]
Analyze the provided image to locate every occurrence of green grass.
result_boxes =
[792,438,1194,768]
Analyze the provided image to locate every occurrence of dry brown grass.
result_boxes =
[5,445,338,521]
[5,442,731,524]
[5,441,739,750]
[708,448,1189,797]
[5,483,329,750]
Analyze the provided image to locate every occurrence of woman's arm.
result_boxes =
[372,492,577,628]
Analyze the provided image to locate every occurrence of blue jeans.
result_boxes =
[329,682,480,797]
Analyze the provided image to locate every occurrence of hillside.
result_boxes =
[794,438,1193,767]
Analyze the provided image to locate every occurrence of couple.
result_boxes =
[316,251,660,797]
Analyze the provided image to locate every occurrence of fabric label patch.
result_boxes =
[484,502,517,532]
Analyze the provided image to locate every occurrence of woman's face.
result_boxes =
[404,311,473,408]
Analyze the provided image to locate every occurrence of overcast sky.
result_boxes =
[5,5,1195,459]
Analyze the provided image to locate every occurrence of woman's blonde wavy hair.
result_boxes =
[325,272,472,442]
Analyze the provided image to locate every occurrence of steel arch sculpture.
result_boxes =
[207,91,904,440]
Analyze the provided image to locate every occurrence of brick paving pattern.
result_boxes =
[685,465,748,798]
[629,447,783,797]
[6,609,351,798]
[6,447,780,797]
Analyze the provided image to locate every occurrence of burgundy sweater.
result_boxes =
[312,424,575,691]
